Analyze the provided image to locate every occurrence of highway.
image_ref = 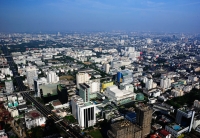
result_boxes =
[1,46,83,138]
[21,92,83,138]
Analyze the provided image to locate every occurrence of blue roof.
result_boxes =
[126,112,137,118]
[172,125,181,131]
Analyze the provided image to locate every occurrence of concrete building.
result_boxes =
[8,107,19,117]
[47,71,59,83]
[117,69,133,84]
[0,130,8,138]
[160,77,171,90]
[194,100,200,108]
[107,120,142,138]
[104,63,110,73]
[5,80,14,93]
[165,123,189,138]
[101,81,114,92]
[146,78,153,90]
[71,95,96,129]
[26,66,38,90]
[76,72,91,89]
[57,84,68,104]
[79,83,91,102]
[135,104,153,137]
[33,77,48,97]
[40,83,59,97]
[25,109,46,129]
[175,108,195,132]
[71,95,84,119]
[105,85,136,105]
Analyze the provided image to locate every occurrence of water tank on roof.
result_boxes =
[8,102,13,107]
[13,101,18,107]
[136,93,144,101]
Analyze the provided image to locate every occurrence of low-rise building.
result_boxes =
[25,109,46,129]
[165,123,189,138]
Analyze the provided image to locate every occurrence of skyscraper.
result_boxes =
[57,84,68,104]
[175,108,195,132]
[136,104,153,137]
[33,77,48,97]
[71,95,96,129]
[107,120,142,138]
[160,76,171,90]
[76,72,91,89]
[145,78,153,90]
[79,83,90,102]
[47,71,59,84]
[26,66,38,90]
[5,80,14,93]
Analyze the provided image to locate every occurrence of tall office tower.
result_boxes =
[175,108,195,132]
[26,66,38,90]
[85,79,100,98]
[47,71,59,84]
[76,72,91,89]
[145,78,153,90]
[71,95,84,119]
[160,76,171,89]
[5,80,14,93]
[57,84,68,104]
[107,120,142,138]
[136,104,153,137]
[104,63,110,73]
[34,77,47,97]
[71,95,96,129]
[79,83,90,102]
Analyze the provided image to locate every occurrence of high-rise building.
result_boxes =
[26,66,38,90]
[175,108,195,132]
[5,80,14,93]
[57,84,68,104]
[136,104,153,137]
[160,76,171,89]
[85,79,100,99]
[71,95,96,129]
[34,77,48,97]
[71,95,84,119]
[76,72,91,89]
[47,71,59,84]
[145,79,153,90]
[107,120,142,138]
[79,83,90,102]
[104,63,110,73]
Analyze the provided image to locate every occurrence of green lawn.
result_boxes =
[65,115,77,123]
[88,129,103,138]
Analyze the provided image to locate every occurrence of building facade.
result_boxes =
[26,66,38,90]
[5,80,14,93]
[136,104,153,137]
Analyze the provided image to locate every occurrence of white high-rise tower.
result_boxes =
[26,66,38,90]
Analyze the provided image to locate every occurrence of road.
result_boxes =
[1,46,26,91]
[21,92,83,138]
[1,46,83,138]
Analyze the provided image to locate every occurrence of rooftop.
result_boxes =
[26,110,43,119]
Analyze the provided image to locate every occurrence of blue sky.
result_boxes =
[0,0,200,33]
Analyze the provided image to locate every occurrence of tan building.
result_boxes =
[107,120,142,138]
[136,104,153,137]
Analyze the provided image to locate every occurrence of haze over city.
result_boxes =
[2,1,200,138]
[1,0,200,33]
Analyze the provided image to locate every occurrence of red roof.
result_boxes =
[150,134,162,138]
[159,129,170,136]
[31,112,40,118]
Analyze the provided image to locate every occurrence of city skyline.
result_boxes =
[0,0,200,33]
